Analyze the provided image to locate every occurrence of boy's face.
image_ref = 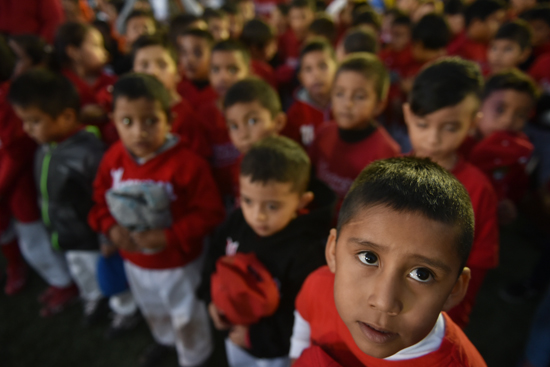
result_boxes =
[390,24,411,51]
[178,35,211,81]
[210,50,249,98]
[71,28,108,73]
[471,11,505,42]
[14,106,77,144]
[228,14,244,39]
[396,0,419,14]
[208,17,230,41]
[239,175,312,237]
[528,19,550,47]
[326,205,469,359]
[133,45,180,94]
[511,0,536,13]
[289,7,314,40]
[332,71,385,130]
[488,39,529,74]
[404,95,479,167]
[125,16,156,46]
[269,8,288,36]
[113,97,171,158]
[446,14,465,36]
[225,101,286,154]
[299,50,337,106]
[237,0,256,21]
[479,89,533,137]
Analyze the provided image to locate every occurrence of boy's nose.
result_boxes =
[368,271,403,316]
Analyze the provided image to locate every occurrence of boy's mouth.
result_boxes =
[358,321,398,344]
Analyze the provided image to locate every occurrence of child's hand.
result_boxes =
[208,302,231,330]
[108,225,139,252]
[498,199,518,225]
[100,242,117,257]
[229,325,250,349]
[130,229,167,251]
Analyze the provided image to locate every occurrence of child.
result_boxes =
[132,34,211,159]
[450,0,506,68]
[520,5,550,58]
[378,12,412,76]
[445,0,465,41]
[487,20,532,75]
[240,19,278,89]
[309,54,400,206]
[221,3,245,40]
[336,28,378,61]
[403,57,499,328]
[204,8,231,42]
[0,0,64,43]
[351,7,382,36]
[283,40,337,147]
[307,15,337,44]
[278,0,315,72]
[197,41,251,200]
[176,28,218,108]
[168,13,208,47]
[270,3,290,37]
[290,157,486,366]
[9,70,106,320]
[199,136,334,367]
[88,74,225,367]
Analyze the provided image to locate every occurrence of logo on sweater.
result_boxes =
[225,237,239,255]
[300,125,315,146]
[110,168,177,200]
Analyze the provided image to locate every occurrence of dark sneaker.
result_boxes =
[500,282,540,303]
[39,284,79,317]
[83,297,110,326]
[105,310,142,339]
[138,343,174,367]
[4,262,28,295]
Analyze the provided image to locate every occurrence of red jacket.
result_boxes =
[529,52,550,92]
[252,60,278,90]
[379,44,414,77]
[62,69,117,109]
[448,33,489,69]
[176,78,218,109]
[88,139,225,269]
[0,0,64,43]
[294,266,487,367]
[171,99,212,159]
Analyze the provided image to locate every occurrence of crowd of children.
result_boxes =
[1,0,550,366]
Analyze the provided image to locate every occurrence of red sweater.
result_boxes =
[379,45,414,76]
[452,157,499,269]
[309,124,400,201]
[0,0,64,43]
[251,60,278,90]
[88,140,225,269]
[294,266,487,367]
[171,99,212,159]
[449,33,489,69]
[176,79,218,109]
[62,69,117,109]
[529,53,550,92]
[277,29,302,70]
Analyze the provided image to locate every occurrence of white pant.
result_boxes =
[65,250,103,302]
[225,339,291,367]
[125,259,212,367]
[109,290,138,316]
[15,221,73,288]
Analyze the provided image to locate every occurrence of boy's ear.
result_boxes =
[519,47,532,64]
[471,110,482,130]
[442,267,471,311]
[274,112,287,133]
[298,191,314,210]
[374,98,388,117]
[402,102,412,127]
[325,228,338,273]
[60,107,78,125]
[66,45,80,62]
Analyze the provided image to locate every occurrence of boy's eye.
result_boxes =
[228,66,239,74]
[157,60,168,69]
[319,62,327,70]
[444,123,459,132]
[409,268,433,283]
[248,117,259,126]
[228,122,238,131]
[122,117,131,125]
[145,118,157,126]
[241,197,252,206]
[357,251,379,266]
[354,94,366,101]
[212,66,220,73]
[267,203,280,210]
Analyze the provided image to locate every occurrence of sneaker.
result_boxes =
[83,297,110,326]
[105,310,142,339]
[138,343,174,367]
[39,284,79,317]
[500,282,540,303]
[4,262,28,295]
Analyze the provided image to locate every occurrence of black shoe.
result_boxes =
[105,310,142,339]
[138,343,174,367]
[500,282,540,303]
[82,297,110,326]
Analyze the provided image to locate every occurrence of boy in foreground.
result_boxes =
[290,157,486,366]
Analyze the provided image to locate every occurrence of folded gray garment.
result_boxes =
[106,182,173,232]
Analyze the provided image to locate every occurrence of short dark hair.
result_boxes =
[180,28,215,46]
[212,39,251,66]
[203,8,227,22]
[223,77,281,117]
[465,0,505,27]
[309,15,337,42]
[10,34,50,66]
[125,9,156,31]
[444,0,465,15]
[337,157,475,272]
[277,3,290,15]
[409,57,483,117]
[131,33,177,65]
[300,39,335,66]
[8,69,80,118]
[392,12,412,27]
[0,35,15,82]
[112,73,172,118]
[240,19,274,50]
[336,53,389,101]
[240,136,311,193]
[169,13,203,46]
[221,3,241,16]
[412,13,451,50]
[342,28,378,54]
[352,8,382,31]
[53,22,94,68]
[483,69,539,102]
[289,0,316,12]
[520,5,550,27]
[494,20,532,51]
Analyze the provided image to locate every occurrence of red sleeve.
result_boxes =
[281,102,306,144]
[468,181,499,269]
[164,155,225,254]
[38,0,65,43]
[528,54,550,85]
[171,101,213,159]
[88,149,118,234]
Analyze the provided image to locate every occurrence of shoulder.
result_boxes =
[301,266,334,295]
[442,313,487,367]
[453,159,494,196]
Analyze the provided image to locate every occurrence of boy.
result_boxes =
[196,41,251,200]
[9,70,106,320]
[309,54,400,206]
[307,15,337,44]
[379,12,412,76]
[176,28,218,108]
[88,74,225,367]
[487,20,532,75]
[520,5,550,58]
[336,28,378,61]
[204,8,230,42]
[278,0,315,72]
[403,57,499,328]
[290,157,486,366]
[221,3,245,40]
[199,136,334,367]
[450,0,506,68]
[283,40,337,147]
[240,19,278,89]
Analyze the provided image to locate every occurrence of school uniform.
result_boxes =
[379,44,414,77]
[291,266,487,367]
[62,69,118,109]
[448,33,489,70]
[529,53,550,93]
[252,59,278,90]
[171,99,212,159]
[176,78,218,109]
[0,0,64,43]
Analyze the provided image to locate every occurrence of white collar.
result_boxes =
[384,313,445,361]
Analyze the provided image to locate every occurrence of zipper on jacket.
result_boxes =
[40,144,60,250]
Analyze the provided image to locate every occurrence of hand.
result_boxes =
[100,242,117,257]
[80,104,107,123]
[208,302,231,330]
[229,325,250,349]
[130,229,167,251]
[108,225,139,252]
[498,199,517,226]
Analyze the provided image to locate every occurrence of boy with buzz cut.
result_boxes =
[88,73,225,367]
[290,157,486,367]
[240,19,278,89]
[9,70,106,320]
[487,20,533,75]
[403,57,499,329]
[283,39,337,147]
[198,136,336,367]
